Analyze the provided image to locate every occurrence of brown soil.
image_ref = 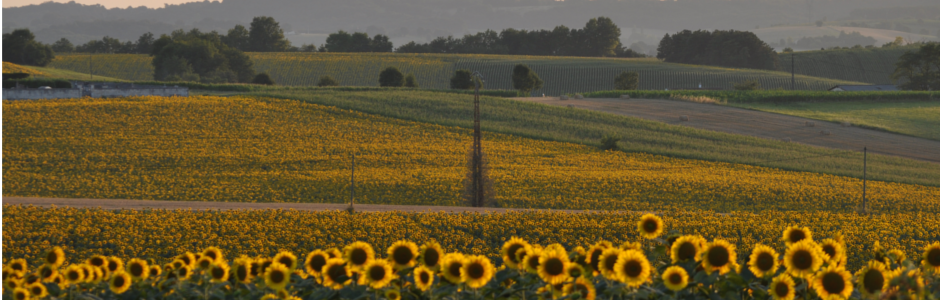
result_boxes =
[516,97,940,163]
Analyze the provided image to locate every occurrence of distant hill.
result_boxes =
[754,25,937,51]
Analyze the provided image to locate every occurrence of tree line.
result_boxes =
[656,29,780,71]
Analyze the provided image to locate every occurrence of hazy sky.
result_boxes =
[3,0,199,8]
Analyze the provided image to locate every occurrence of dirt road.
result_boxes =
[517,97,940,163]
[1,197,596,214]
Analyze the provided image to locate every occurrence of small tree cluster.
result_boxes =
[512,64,543,96]
[152,29,255,83]
[892,42,940,90]
[614,71,639,90]
[450,69,475,90]
[317,76,339,87]
[2,29,54,67]
[323,31,393,52]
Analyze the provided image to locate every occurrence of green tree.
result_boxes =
[51,38,74,53]
[224,25,250,51]
[892,42,940,90]
[512,64,543,95]
[2,29,54,66]
[614,71,639,90]
[252,72,275,85]
[248,16,291,52]
[317,75,339,87]
[136,32,155,54]
[379,66,404,87]
[404,73,418,88]
[581,17,621,57]
[152,30,255,83]
[450,69,474,89]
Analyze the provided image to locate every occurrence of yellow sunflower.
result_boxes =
[670,235,705,263]
[201,246,224,263]
[619,242,642,251]
[106,256,124,275]
[413,265,434,291]
[702,239,737,275]
[781,226,812,247]
[23,273,40,285]
[43,247,66,268]
[748,244,780,278]
[501,237,531,270]
[176,252,196,268]
[126,258,149,281]
[585,242,610,275]
[170,259,186,270]
[343,241,375,271]
[856,260,888,297]
[360,259,394,289]
[921,241,940,273]
[769,274,796,300]
[148,265,162,279]
[614,250,651,287]
[661,266,689,291]
[571,246,588,267]
[4,278,23,291]
[440,253,465,284]
[537,249,570,285]
[321,258,350,290]
[85,265,103,283]
[326,248,342,259]
[174,265,192,280]
[522,248,544,274]
[196,256,215,270]
[637,214,664,239]
[7,259,28,276]
[388,240,419,270]
[819,239,845,265]
[209,262,230,283]
[461,255,495,289]
[232,258,252,283]
[597,248,622,279]
[27,282,48,298]
[264,263,290,291]
[12,287,29,300]
[63,265,85,285]
[385,289,402,300]
[109,272,132,294]
[304,250,330,277]
[37,264,58,282]
[3,267,19,282]
[563,277,596,300]
[273,251,298,271]
[812,265,852,299]
[566,264,585,279]
[784,240,823,278]
[419,241,444,271]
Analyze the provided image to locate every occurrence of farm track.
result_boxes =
[0,197,605,214]
[516,97,940,163]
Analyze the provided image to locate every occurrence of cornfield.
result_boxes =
[3,206,939,299]
[4,96,938,213]
[47,53,865,94]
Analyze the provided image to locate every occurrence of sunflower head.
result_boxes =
[585,242,610,274]
[819,238,845,264]
[12,287,29,300]
[887,249,906,265]
[619,242,642,251]
[570,246,587,266]
[418,241,444,271]
[637,214,664,239]
[106,256,124,274]
[109,272,132,294]
[813,265,853,299]
[702,240,737,275]
[359,259,394,289]
[500,237,530,270]
[23,273,40,285]
[782,226,812,246]
[4,278,23,291]
[2,267,19,282]
[537,249,570,285]
[304,250,329,277]
[196,257,214,270]
[208,262,230,283]
[320,258,350,290]
[263,263,290,291]
[326,248,342,259]
[343,241,375,270]
[566,264,585,279]
[201,247,224,263]
[7,259,28,276]
[440,253,466,284]
[232,258,253,283]
[856,260,888,296]
[387,240,419,270]
[748,244,780,278]
[614,250,651,287]
[461,255,495,289]
[85,265,103,283]
[170,259,186,270]
[414,265,434,291]
[176,252,196,268]
[273,251,298,271]
[670,235,705,263]
[384,289,402,300]
[769,274,796,300]
[63,265,85,285]
[43,247,66,268]
[563,277,596,300]
[27,282,48,298]
[176,266,193,280]
[522,248,544,274]
[126,258,149,280]
[923,241,940,273]
[597,248,622,279]
[148,265,162,278]
[784,240,823,278]
[661,266,689,291]
[37,264,58,282]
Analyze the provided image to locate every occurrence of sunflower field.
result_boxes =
[3,208,939,300]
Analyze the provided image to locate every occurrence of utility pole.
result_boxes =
[470,71,485,207]
[348,153,355,212]
[862,147,867,213]
[791,52,795,91]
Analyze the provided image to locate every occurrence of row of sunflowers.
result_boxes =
[4,96,939,213]
[4,214,939,300]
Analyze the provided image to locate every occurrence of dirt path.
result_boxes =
[517,97,940,163]
[1,197,598,214]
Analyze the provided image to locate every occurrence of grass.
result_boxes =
[585,89,940,103]
[2,62,126,82]
[730,100,940,141]
[250,88,940,187]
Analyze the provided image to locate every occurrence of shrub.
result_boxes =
[378,66,404,87]
[600,134,620,150]
[252,72,275,85]
[614,71,639,90]
[512,64,543,96]
[317,75,339,87]
[450,69,474,90]
[404,73,418,88]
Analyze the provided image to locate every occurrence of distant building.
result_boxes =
[828,85,898,92]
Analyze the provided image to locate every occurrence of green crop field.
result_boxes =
[784,46,916,84]
[48,53,864,95]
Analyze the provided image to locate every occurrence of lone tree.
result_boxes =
[614,71,639,90]
[511,64,543,96]
[252,72,275,85]
[379,66,404,87]
[404,73,419,88]
[892,42,940,90]
[51,38,74,53]
[450,69,474,89]
[248,16,292,52]
[2,29,55,66]
[317,75,339,87]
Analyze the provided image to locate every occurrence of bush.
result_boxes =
[317,76,339,87]
[600,134,621,150]
[614,71,639,90]
[252,72,275,85]
[379,67,404,87]
[733,80,761,90]
[2,73,30,80]
[2,29,55,67]
[512,64,543,96]
[404,73,418,88]
[450,69,474,90]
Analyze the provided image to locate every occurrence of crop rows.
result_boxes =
[47,54,153,81]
